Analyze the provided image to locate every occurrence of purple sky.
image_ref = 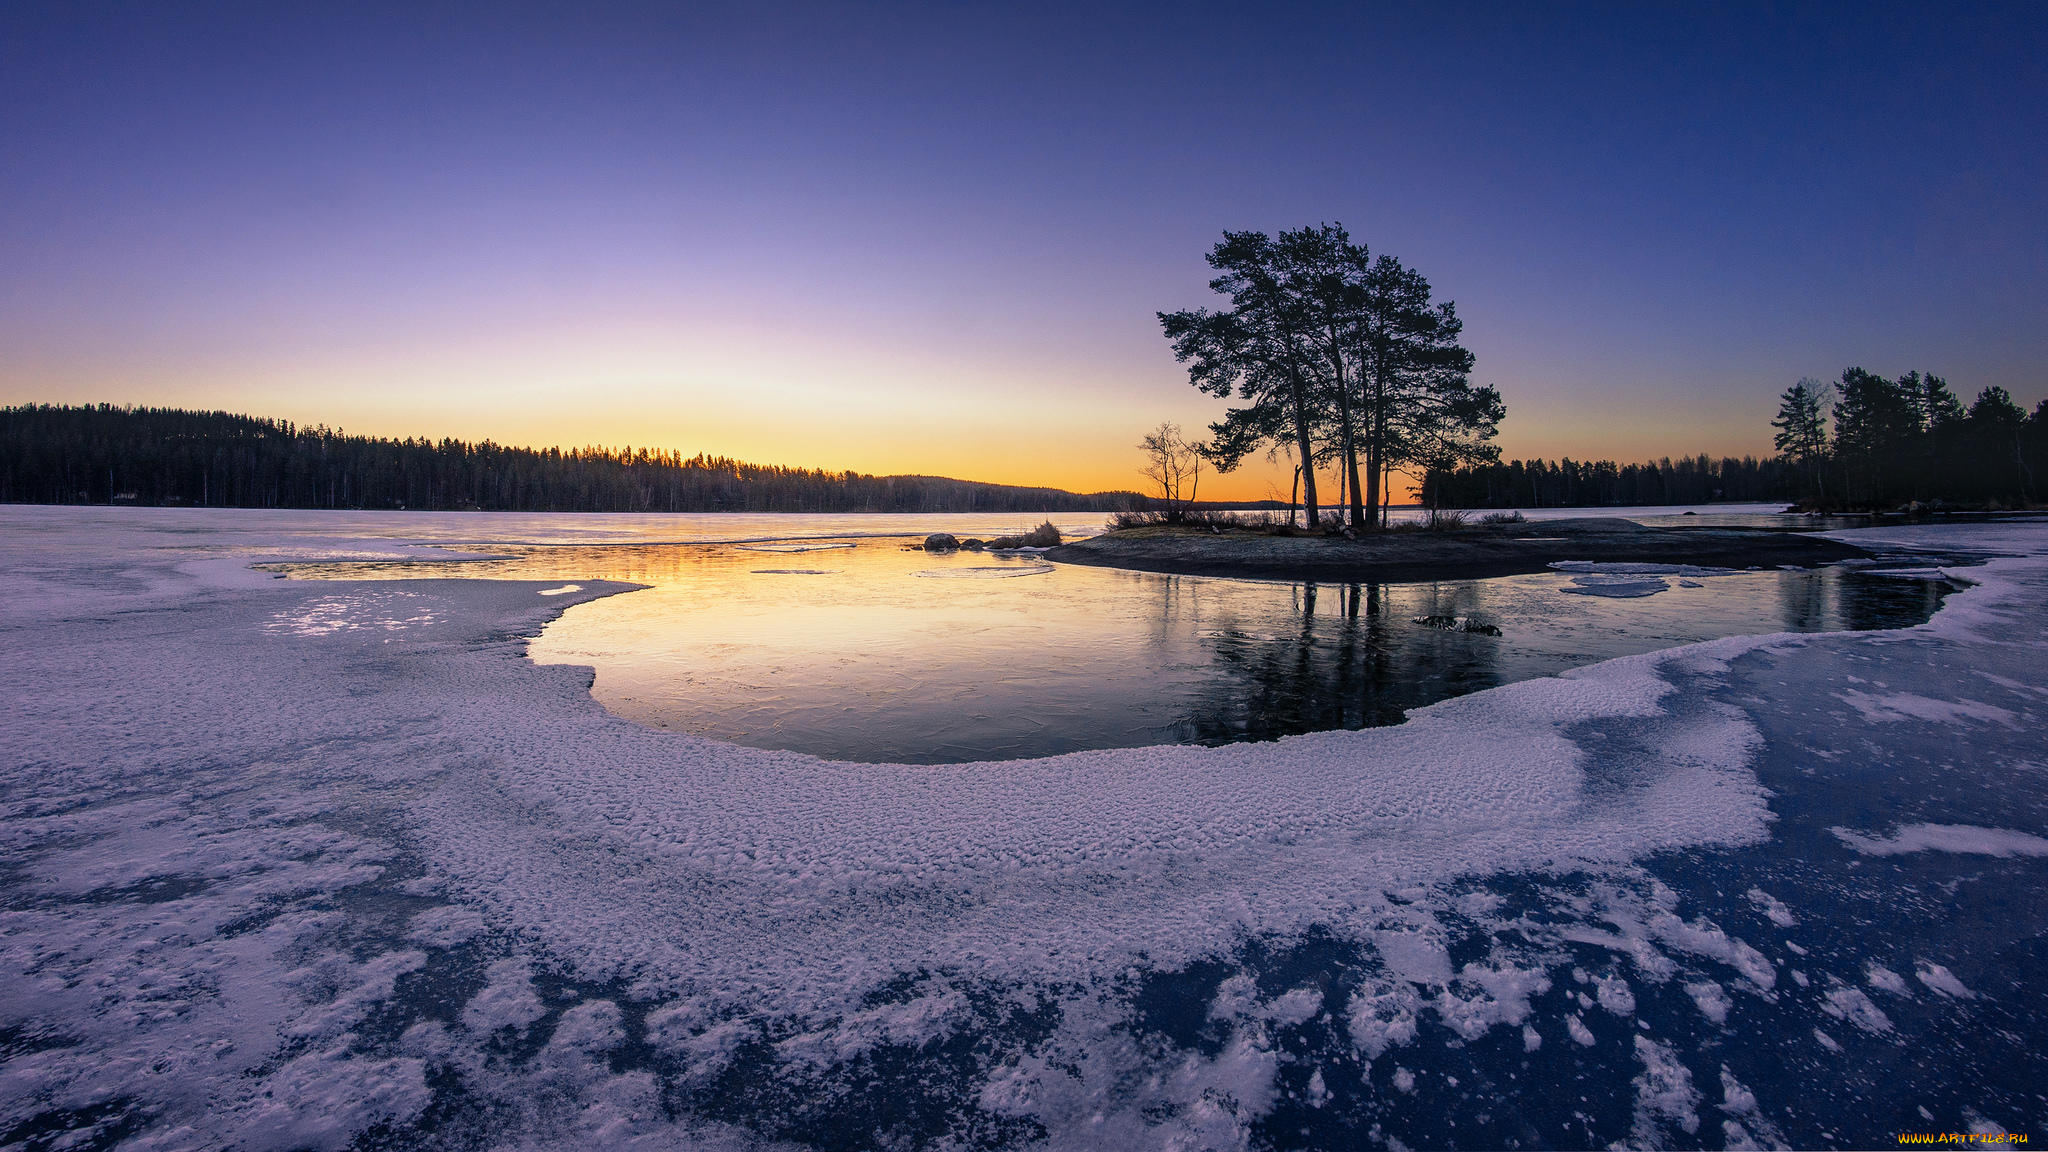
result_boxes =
[3,2,2043,498]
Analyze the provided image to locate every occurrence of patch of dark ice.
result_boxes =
[1561,576,1670,598]
[911,565,1054,578]
[1549,561,1739,577]
[741,543,857,553]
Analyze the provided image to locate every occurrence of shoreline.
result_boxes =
[1042,516,1871,583]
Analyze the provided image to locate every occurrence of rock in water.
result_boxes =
[923,533,959,552]
[1413,614,1503,636]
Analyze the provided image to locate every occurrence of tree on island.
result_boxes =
[1160,230,1329,528]
[1771,378,1831,507]
[1136,422,1206,523]
[1396,357,1507,525]
[1832,367,1930,506]
[1159,224,1502,530]
[1360,258,1501,527]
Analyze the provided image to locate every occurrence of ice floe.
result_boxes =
[1560,575,1672,597]
[1915,963,1974,999]
[1552,561,1742,599]
[1829,823,2048,857]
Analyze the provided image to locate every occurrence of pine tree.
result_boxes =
[1160,231,1328,527]
[1771,378,1831,507]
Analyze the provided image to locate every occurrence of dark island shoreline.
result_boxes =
[1043,516,1871,584]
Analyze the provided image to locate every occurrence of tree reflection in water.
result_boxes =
[278,542,1957,763]
[1169,579,1507,746]
[1173,562,1955,749]
[1776,563,1949,633]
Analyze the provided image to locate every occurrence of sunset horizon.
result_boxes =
[6,4,2042,504]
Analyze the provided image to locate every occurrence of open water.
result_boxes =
[278,504,1957,763]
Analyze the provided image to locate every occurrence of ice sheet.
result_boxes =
[3,508,2044,1149]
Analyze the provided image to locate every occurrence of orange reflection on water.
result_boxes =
[279,538,1948,764]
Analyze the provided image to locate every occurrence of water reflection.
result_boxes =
[279,540,1953,764]
[1172,581,1503,746]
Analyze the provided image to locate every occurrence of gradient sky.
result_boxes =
[3,2,2043,500]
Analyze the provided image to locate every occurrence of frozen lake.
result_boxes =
[281,519,1951,763]
[2,506,2044,1150]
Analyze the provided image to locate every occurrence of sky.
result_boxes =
[2,2,2044,501]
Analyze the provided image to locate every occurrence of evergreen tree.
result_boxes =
[1771,378,1831,506]
[1964,386,2033,502]
[1831,368,1922,506]
[1161,231,1329,527]
[1373,288,1497,526]
[1163,225,1499,531]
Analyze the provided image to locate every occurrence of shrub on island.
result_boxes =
[925,523,1060,552]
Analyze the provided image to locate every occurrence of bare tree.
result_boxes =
[1138,422,1205,522]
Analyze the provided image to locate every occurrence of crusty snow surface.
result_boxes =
[2,508,2045,1150]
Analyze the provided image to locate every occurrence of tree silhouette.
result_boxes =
[1162,225,1499,530]
[1432,366,2043,511]
[1832,367,1924,505]
[1964,386,2034,502]
[1161,231,1329,527]
[0,404,1156,513]
[1137,422,1206,522]
[1771,378,1831,507]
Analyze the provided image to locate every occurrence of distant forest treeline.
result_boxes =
[0,405,1159,513]
[1419,453,1794,509]
[1764,369,2044,510]
[1423,369,2046,511]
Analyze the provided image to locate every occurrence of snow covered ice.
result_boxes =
[3,507,2045,1150]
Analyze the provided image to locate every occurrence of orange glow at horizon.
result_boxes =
[2,310,1826,506]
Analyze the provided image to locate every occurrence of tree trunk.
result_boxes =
[1329,327,1366,530]
[1363,405,1381,530]
[1363,358,1388,531]
[1330,374,1359,529]
[1346,442,1366,529]
[1293,427,1319,529]
[1289,374,1320,528]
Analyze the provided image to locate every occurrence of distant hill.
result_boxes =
[0,403,1284,515]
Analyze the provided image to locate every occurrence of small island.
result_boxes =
[1045,515,1868,584]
